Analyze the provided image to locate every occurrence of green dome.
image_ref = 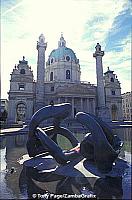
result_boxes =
[49,47,77,61]
[47,34,79,65]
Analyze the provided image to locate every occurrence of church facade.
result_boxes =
[7,34,123,125]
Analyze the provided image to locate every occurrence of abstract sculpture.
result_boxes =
[26,103,126,175]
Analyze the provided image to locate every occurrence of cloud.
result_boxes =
[1,0,131,99]
[105,0,131,51]
[103,35,131,93]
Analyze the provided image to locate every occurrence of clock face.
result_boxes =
[66,56,70,61]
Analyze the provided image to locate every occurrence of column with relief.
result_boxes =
[93,43,110,121]
[35,34,47,111]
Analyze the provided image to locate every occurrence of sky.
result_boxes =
[1,0,131,99]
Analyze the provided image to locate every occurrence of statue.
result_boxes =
[16,103,26,123]
[25,103,128,176]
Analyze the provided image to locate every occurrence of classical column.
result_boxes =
[72,97,74,118]
[80,98,83,111]
[87,98,90,113]
[65,97,68,102]
[58,97,61,104]
[92,98,96,114]
[89,98,93,113]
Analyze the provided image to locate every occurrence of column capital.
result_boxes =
[93,51,104,57]
[37,41,47,50]
[37,33,47,50]
[93,43,104,57]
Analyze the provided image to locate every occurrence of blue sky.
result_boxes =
[1,0,131,98]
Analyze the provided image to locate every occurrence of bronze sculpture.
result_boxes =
[26,103,127,176]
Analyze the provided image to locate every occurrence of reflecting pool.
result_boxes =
[0,128,131,199]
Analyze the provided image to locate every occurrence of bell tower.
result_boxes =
[35,34,47,111]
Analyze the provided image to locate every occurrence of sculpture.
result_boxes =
[16,103,26,123]
[19,167,123,199]
[75,112,123,173]
[26,103,127,175]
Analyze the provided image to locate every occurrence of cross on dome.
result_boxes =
[60,32,64,39]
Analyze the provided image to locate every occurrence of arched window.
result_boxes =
[111,90,115,95]
[111,77,114,82]
[51,58,54,64]
[50,72,53,81]
[66,70,70,79]
[20,69,25,74]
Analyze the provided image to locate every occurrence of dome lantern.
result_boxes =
[58,33,66,47]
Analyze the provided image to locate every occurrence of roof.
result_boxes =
[49,46,77,61]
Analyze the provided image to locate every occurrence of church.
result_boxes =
[7,34,123,125]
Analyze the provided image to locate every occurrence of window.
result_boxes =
[66,70,70,79]
[110,77,114,82]
[66,56,70,61]
[51,86,54,92]
[20,69,25,74]
[51,58,54,64]
[111,90,115,95]
[50,72,53,81]
[19,84,25,90]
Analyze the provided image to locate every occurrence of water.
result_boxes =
[0,128,131,199]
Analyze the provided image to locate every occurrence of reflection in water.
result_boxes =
[0,147,6,171]
[0,128,131,199]
[0,135,28,199]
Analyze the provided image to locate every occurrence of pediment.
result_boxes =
[56,84,95,95]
